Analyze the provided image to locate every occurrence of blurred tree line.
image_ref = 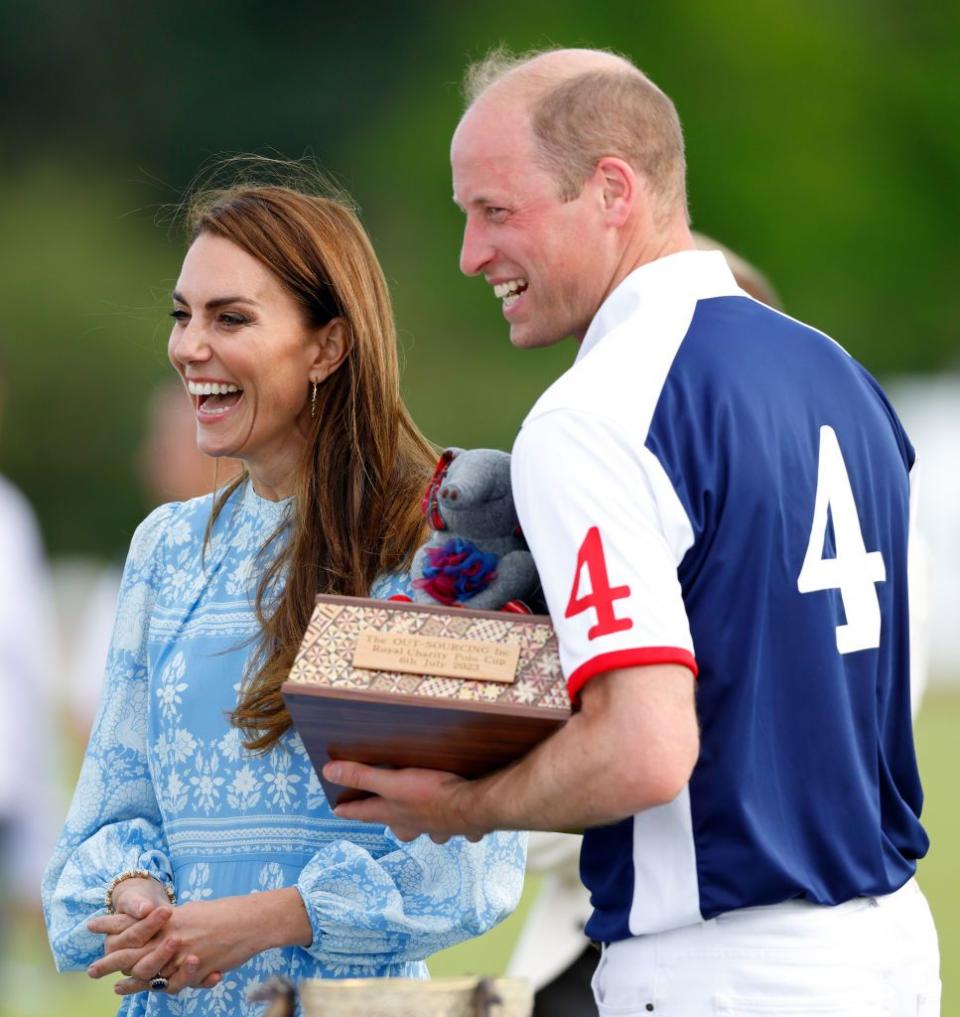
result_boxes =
[0,0,957,557]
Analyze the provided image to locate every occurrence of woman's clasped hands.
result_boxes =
[87,876,234,996]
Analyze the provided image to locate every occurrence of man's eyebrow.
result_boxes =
[171,292,259,309]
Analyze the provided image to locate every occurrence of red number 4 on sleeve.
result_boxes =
[565,526,633,640]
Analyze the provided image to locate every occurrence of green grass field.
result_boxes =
[7,691,956,1016]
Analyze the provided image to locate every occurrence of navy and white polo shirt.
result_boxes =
[511,250,928,941]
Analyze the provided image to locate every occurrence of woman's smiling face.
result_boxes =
[168,232,328,495]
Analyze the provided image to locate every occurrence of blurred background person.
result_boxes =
[0,342,59,962]
[690,232,782,308]
[65,381,241,744]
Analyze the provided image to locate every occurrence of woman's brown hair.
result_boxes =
[183,167,435,751]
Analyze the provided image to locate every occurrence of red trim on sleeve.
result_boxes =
[567,647,698,703]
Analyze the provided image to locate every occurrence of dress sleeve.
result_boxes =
[368,570,415,600]
[296,828,527,968]
[42,505,179,972]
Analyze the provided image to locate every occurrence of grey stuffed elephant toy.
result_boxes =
[410,447,541,612]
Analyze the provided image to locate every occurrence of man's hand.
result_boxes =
[324,763,483,842]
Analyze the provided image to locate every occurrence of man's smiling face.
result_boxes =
[452,99,614,349]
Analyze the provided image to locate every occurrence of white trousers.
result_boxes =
[592,878,940,1016]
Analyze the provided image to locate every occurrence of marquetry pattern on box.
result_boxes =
[288,596,568,710]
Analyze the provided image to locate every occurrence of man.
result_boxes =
[508,235,784,1017]
[327,47,940,1013]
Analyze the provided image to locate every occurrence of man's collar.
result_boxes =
[576,250,740,363]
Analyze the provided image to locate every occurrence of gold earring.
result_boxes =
[310,381,318,418]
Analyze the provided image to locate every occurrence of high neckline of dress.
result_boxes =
[239,476,294,525]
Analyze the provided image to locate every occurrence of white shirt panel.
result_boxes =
[907,461,928,718]
[639,446,697,564]
[512,251,742,698]
[575,250,741,365]
[526,262,732,446]
[629,785,701,934]
[512,408,695,698]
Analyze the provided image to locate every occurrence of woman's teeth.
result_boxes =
[188,381,242,396]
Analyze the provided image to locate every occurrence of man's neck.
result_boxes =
[610,219,696,298]
[622,217,695,280]
[573,221,696,346]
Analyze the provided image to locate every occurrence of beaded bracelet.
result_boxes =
[104,869,176,914]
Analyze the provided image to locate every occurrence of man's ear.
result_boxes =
[594,157,638,228]
[310,317,351,384]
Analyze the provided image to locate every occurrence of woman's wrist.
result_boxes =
[247,888,313,952]
[105,870,175,914]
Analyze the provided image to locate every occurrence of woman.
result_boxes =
[42,173,525,1014]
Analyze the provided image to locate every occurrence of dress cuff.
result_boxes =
[137,849,175,889]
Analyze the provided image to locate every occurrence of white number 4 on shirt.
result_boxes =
[797,425,886,654]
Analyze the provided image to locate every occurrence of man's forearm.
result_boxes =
[456,664,699,833]
[327,663,698,840]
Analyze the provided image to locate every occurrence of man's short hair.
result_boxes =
[463,46,687,215]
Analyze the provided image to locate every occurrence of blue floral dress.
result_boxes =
[42,481,526,1016]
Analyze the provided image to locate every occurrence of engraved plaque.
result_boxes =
[353,630,521,684]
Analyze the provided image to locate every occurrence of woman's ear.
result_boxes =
[310,317,351,384]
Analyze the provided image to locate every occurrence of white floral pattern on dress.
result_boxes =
[263,748,301,811]
[156,653,188,721]
[160,728,198,766]
[179,863,213,903]
[189,750,225,815]
[227,763,261,811]
[42,483,526,1017]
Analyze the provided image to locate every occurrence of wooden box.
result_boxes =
[282,595,570,807]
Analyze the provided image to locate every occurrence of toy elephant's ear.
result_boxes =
[421,448,461,530]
